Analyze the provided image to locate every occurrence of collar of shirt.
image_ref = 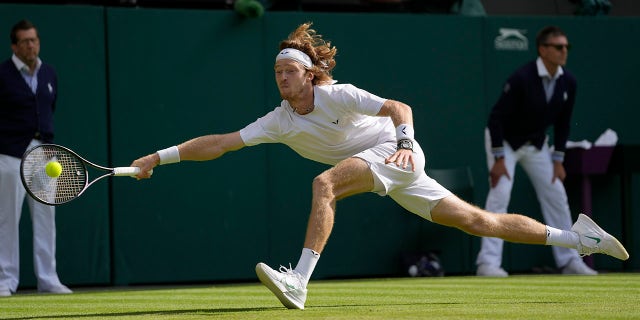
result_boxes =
[12,54,42,75]
[536,56,563,80]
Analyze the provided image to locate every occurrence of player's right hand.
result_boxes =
[130,153,159,180]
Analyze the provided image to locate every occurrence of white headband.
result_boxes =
[275,48,313,68]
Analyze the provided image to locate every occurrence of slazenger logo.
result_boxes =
[494,28,528,51]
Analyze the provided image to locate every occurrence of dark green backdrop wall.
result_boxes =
[1,4,638,288]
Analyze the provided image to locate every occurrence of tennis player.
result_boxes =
[130,22,629,310]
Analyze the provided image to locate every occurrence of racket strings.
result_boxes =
[22,145,87,205]
[54,151,87,203]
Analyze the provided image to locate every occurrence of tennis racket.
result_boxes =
[20,143,147,205]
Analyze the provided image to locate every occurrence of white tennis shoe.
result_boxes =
[38,284,73,294]
[562,258,598,275]
[476,264,509,277]
[256,262,307,310]
[572,214,629,261]
[0,288,11,297]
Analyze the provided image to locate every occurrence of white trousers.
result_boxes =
[0,140,63,292]
[476,129,580,269]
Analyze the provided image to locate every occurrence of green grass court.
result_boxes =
[1,273,638,319]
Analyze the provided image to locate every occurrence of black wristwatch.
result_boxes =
[397,139,413,151]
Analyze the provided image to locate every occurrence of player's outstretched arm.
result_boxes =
[178,131,245,161]
[131,131,245,179]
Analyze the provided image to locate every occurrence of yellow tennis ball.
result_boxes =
[45,161,63,178]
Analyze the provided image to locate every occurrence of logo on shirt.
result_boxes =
[494,28,529,51]
[332,119,339,125]
[47,82,53,93]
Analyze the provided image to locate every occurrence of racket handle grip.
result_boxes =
[114,167,141,176]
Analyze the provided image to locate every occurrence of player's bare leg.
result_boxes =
[431,195,628,260]
[304,157,374,253]
[256,157,374,309]
[431,195,547,244]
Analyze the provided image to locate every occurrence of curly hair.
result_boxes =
[279,22,337,85]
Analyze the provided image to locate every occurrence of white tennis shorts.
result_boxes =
[353,141,452,221]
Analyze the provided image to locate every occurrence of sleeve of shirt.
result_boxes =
[51,67,58,112]
[552,73,577,160]
[338,84,387,116]
[487,73,523,155]
[239,108,284,146]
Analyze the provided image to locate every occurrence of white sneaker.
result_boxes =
[0,288,11,297]
[562,258,598,275]
[255,263,307,309]
[476,264,508,277]
[571,214,629,261]
[39,284,73,294]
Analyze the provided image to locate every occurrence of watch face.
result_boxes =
[399,140,413,150]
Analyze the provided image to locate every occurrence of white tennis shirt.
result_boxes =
[240,84,395,166]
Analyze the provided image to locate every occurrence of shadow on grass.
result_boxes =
[1,307,279,319]
[3,301,568,319]
[311,300,565,309]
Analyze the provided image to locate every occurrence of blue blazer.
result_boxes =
[487,60,576,155]
[0,58,57,158]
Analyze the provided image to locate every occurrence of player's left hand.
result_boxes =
[385,149,415,172]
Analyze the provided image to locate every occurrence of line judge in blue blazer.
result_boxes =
[0,19,71,296]
[476,26,597,277]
